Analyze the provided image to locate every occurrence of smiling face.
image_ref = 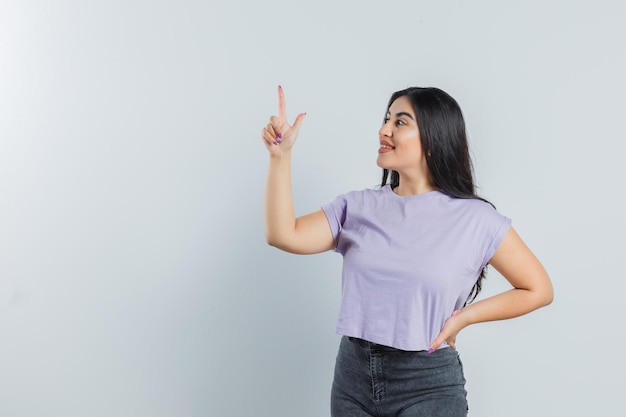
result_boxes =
[376,96,429,179]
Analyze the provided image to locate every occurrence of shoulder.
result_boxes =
[448,195,497,213]
[323,186,384,216]
[446,195,510,226]
[334,186,386,203]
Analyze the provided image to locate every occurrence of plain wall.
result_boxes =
[1,0,624,416]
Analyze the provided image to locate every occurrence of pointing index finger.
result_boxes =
[278,85,287,120]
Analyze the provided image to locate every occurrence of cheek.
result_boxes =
[403,140,424,156]
[412,137,425,155]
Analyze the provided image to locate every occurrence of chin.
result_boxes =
[376,161,395,171]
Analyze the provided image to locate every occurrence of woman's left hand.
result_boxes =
[429,309,466,353]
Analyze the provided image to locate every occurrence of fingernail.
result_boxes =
[277,132,282,139]
[276,138,282,143]
[272,141,278,146]
[427,348,434,354]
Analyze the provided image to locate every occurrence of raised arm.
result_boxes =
[429,226,553,351]
[261,86,335,255]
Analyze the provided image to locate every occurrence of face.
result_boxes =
[376,96,428,176]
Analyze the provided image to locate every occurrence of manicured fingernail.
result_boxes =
[276,138,282,143]
[428,348,434,354]
[272,141,278,146]
[277,132,282,139]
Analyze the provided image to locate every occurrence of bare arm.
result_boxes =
[429,226,553,351]
[262,86,335,254]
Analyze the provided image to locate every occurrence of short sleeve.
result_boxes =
[321,194,348,249]
[480,212,512,269]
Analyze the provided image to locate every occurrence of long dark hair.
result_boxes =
[381,87,492,304]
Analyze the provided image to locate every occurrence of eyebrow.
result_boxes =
[387,111,415,121]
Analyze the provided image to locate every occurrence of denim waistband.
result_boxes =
[347,336,402,351]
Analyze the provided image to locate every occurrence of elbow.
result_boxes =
[542,272,554,306]
[542,285,554,307]
[265,232,290,252]
[535,279,554,309]
[265,233,280,248]
[520,277,553,311]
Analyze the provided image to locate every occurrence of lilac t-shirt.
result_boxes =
[322,185,511,351]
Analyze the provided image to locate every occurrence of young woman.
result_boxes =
[262,85,553,417]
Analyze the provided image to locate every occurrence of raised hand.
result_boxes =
[261,86,306,156]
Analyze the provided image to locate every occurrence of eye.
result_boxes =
[396,119,406,126]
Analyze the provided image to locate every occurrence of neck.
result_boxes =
[393,174,438,196]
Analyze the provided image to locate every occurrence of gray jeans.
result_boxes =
[331,336,468,417]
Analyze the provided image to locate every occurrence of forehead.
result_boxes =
[388,96,415,117]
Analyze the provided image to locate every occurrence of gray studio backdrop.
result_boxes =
[1,1,624,416]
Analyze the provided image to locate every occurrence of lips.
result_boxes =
[379,140,395,153]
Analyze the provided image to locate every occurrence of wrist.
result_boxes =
[455,307,475,328]
[269,150,292,161]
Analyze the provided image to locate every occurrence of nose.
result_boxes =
[379,121,392,137]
